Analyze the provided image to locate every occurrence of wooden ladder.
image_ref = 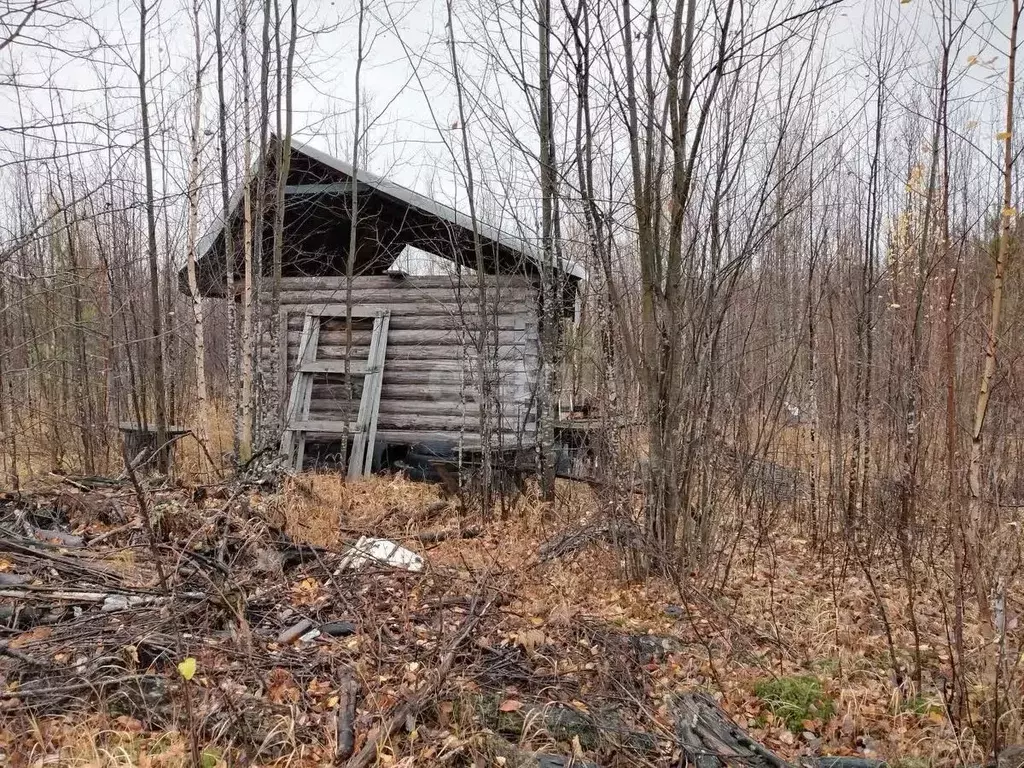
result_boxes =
[280,307,391,477]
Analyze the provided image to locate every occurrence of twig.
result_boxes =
[406,526,482,543]
[0,588,205,603]
[0,641,49,667]
[345,593,494,768]
[122,446,201,767]
[87,522,141,547]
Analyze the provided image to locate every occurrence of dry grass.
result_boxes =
[171,404,235,484]
[265,473,447,546]
[264,475,989,763]
[2,715,207,767]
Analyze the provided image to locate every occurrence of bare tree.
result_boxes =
[137,0,169,472]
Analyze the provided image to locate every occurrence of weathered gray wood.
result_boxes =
[279,288,533,307]
[289,345,526,364]
[264,274,541,451]
[299,303,381,318]
[277,274,536,291]
[362,312,390,474]
[281,314,316,461]
[294,316,323,469]
[348,310,390,479]
[315,401,484,419]
[288,329,527,347]
[288,315,524,332]
[293,419,363,433]
[299,359,369,375]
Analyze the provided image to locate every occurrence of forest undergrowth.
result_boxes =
[1,473,1010,767]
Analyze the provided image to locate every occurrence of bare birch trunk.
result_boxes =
[271,0,298,441]
[185,0,210,456]
[343,0,368,471]
[966,0,1019,627]
[239,0,256,463]
[215,0,239,460]
[537,0,557,501]
[446,0,493,514]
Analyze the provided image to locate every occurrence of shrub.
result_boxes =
[754,675,835,732]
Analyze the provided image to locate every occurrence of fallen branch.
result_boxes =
[0,588,205,604]
[335,677,359,761]
[345,593,494,768]
[407,526,482,544]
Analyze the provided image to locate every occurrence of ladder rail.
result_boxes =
[280,314,317,461]
[361,311,390,475]
[347,310,390,478]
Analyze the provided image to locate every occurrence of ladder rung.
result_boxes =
[299,360,369,375]
[292,419,363,433]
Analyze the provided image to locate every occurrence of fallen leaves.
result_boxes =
[176,656,196,681]
[498,698,522,712]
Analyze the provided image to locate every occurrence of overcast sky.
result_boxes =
[0,0,1018,255]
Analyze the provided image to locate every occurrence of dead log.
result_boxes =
[277,619,314,644]
[672,693,888,768]
[335,677,359,760]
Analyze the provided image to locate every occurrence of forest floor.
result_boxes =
[0,473,1002,767]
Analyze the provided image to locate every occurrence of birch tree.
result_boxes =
[185,0,210,455]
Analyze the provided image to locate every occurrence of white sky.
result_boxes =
[0,0,1018,261]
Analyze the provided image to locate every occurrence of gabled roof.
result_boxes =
[187,138,586,297]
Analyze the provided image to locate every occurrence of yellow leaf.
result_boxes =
[997,130,1012,141]
[900,0,910,4]
[326,695,339,708]
[1003,206,1017,218]
[967,55,978,65]
[177,657,197,681]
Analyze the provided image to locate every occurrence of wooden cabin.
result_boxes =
[185,139,584,473]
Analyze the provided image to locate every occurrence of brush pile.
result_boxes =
[1,474,980,767]
[0,476,705,767]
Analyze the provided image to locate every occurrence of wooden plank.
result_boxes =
[280,314,316,461]
[293,419,363,433]
[302,429,536,448]
[276,274,537,291]
[278,288,535,307]
[294,316,323,469]
[362,310,390,475]
[374,413,527,432]
[314,400,484,418]
[286,314,526,333]
[282,304,537,323]
[299,360,369,375]
[302,303,381,318]
[288,329,529,349]
[289,344,526,364]
[348,310,390,479]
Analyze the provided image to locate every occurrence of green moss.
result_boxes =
[897,695,942,717]
[754,675,835,732]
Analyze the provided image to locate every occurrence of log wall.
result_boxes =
[260,274,541,448]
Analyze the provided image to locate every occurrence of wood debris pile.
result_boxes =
[0,478,899,767]
[0,479,658,766]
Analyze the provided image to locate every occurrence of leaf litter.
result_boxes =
[0,473,1004,766]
